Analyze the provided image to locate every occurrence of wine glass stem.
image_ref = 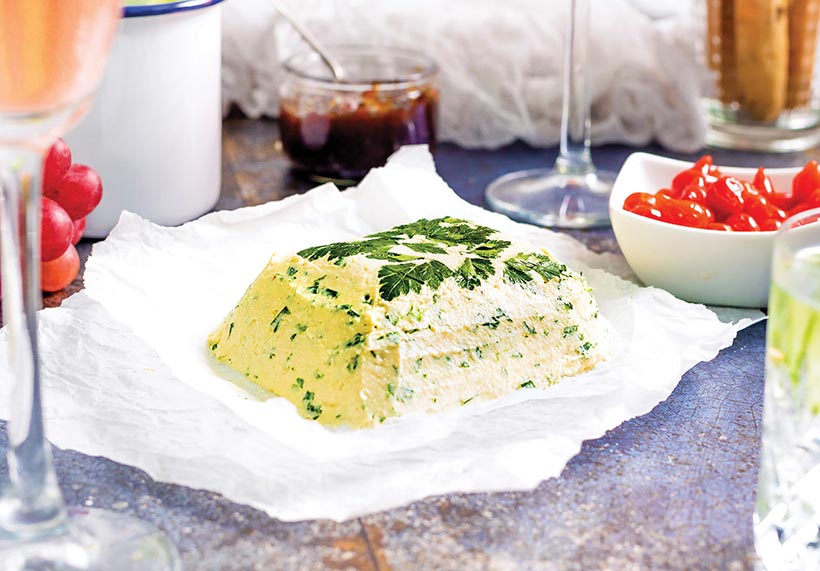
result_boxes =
[555,0,595,177]
[0,147,66,538]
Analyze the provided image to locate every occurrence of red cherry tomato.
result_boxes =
[759,219,782,232]
[623,192,658,212]
[725,212,760,232]
[752,167,774,196]
[43,138,71,191]
[40,197,73,262]
[680,183,708,203]
[44,164,103,220]
[801,188,820,210]
[657,188,678,201]
[741,181,762,202]
[630,203,669,223]
[768,189,795,210]
[660,198,714,228]
[671,169,706,196]
[41,244,80,292]
[694,155,714,174]
[694,155,721,182]
[792,160,820,203]
[788,202,818,217]
[706,176,745,218]
[706,222,733,231]
[746,197,787,223]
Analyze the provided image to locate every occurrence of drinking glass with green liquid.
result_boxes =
[755,208,820,570]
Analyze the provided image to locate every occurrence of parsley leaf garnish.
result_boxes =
[295,217,564,301]
[378,260,452,301]
[503,253,567,286]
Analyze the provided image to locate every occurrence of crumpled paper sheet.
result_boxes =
[0,147,763,522]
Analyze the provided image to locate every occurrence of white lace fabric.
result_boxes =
[222,0,705,152]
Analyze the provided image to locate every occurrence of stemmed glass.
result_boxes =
[0,1,180,569]
[485,0,615,228]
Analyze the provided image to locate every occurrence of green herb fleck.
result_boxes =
[270,306,291,332]
[286,266,297,276]
[292,378,304,389]
[302,391,322,419]
[347,355,360,373]
[523,322,536,335]
[397,387,414,403]
[345,333,365,347]
[306,277,326,294]
[578,341,594,357]
[228,322,235,338]
[563,325,579,338]
[482,308,509,329]
[519,380,536,389]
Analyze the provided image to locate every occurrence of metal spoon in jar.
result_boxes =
[268,1,345,81]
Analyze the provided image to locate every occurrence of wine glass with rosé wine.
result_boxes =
[0,1,180,569]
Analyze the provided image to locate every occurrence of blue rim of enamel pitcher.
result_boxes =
[124,0,225,18]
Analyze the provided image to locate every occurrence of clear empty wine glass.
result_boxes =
[485,0,615,228]
[0,2,180,569]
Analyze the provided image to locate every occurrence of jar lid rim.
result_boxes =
[283,46,438,86]
[124,0,225,18]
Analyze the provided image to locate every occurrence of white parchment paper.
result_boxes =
[0,147,763,522]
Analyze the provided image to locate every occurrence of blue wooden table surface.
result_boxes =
[2,117,804,571]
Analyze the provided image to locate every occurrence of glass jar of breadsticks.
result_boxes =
[702,0,820,151]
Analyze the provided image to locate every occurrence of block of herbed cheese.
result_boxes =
[208,217,608,428]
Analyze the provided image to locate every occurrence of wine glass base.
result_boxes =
[0,507,181,571]
[485,168,616,229]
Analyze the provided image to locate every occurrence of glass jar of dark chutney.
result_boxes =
[279,47,439,181]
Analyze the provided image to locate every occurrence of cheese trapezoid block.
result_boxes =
[208,217,609,427]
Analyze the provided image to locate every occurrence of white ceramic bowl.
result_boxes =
[66,0,224,238]
[609,152,797,308]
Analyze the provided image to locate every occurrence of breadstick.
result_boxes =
[734,0,789,121]
[710,0,740,104]
[787,0,820,109]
